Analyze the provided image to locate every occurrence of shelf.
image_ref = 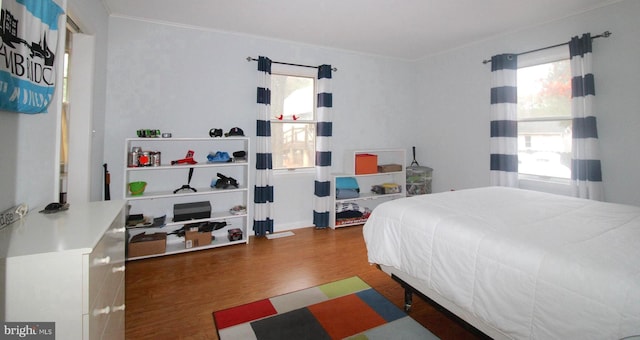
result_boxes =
[126,219,247,261]
[334,217,369,228]
[125,185,248,200]
[124,137,250,260]
[331,149,406,229]
[126,211,246,229]
[341,171,404,178]
[126,237,247,261]
[335,192,404,203]
[126,137,248,142]
[125,161,247,171]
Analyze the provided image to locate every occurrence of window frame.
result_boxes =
[516,45,572,185]
[270,64,318,173]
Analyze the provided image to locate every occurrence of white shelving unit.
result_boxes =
[123,137,250,260]
[330,149,406,229]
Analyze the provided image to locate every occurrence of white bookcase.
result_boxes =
[123,137,250,260]
[330,149,406,228]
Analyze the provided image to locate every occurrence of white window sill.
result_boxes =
[518,174,573,197]
[273,167,315,177]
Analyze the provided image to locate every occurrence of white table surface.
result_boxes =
[0,200,126,258]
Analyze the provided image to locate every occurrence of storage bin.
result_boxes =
[355,154,378,174]
[406,166,433,196]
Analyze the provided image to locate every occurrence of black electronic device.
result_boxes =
[173,201,211,222]
[214,173,239,189]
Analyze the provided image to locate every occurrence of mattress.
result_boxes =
[363,187,640,339]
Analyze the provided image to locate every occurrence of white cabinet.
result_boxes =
[124,137,250,260]
[330,149,406,228]
[1,200,126,340]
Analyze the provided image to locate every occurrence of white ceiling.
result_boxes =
[101,0,620,60]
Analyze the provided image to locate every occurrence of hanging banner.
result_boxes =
[0,0,65,114]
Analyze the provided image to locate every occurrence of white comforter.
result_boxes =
[363,187,640,339]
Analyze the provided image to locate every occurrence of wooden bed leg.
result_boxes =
[404,287,413,312]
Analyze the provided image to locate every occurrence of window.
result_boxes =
[517,47,571,180]
[270,68,316,170]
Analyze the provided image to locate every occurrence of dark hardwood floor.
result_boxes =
[125,225,484,339]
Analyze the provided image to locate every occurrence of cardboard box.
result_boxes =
[185,230,213,248]
[377,163,402,173]
[128,232,166,257]
[173,201,211,222]
[355,154,378,174]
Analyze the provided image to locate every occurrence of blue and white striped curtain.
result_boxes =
[569,34,603,200]
[254,56,274,236]
[313,65,333,228]
[490,54,518,187]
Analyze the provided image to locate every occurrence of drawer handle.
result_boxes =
[110,227,126,234]
[112,265,126,273]
[93,256,111,265]
[93,306,110,316]
[112,304,126,312]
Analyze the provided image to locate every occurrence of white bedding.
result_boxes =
[363,187,640,339]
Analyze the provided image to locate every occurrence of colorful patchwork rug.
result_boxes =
[213,276,439,339]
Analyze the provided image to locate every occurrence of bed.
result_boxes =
[363,187,640,339]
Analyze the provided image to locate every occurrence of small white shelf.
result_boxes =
[331,149,406,229]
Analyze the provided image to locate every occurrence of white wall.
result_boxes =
[0,0,66,212]
[0,0,110,213]
[104,0,640,233]
[416,0,640,206]
[2,0,638,225]
[104,18,420,231]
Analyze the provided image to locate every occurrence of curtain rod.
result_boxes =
[481,31,611,64]
[246,57,338,72]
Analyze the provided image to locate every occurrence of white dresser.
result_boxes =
[0,200,126,340]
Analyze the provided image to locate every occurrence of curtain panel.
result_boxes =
[313,65,333,228]
[569,34,604,200]
[489,54,519,187]
[254,56,274,236]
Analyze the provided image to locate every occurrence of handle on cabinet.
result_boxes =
[112,304,126,312]
[93,306,110,316]
[112,265,125,273]
[93,256,111,265]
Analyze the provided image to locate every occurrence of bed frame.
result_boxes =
[380,264,509,340]
[389,273,491,339]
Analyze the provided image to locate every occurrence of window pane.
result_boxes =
[517,58,572,179]
[518,120,571,178]
[271,122,316,169]
[517,59,571,119]
[271,74,314,121]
